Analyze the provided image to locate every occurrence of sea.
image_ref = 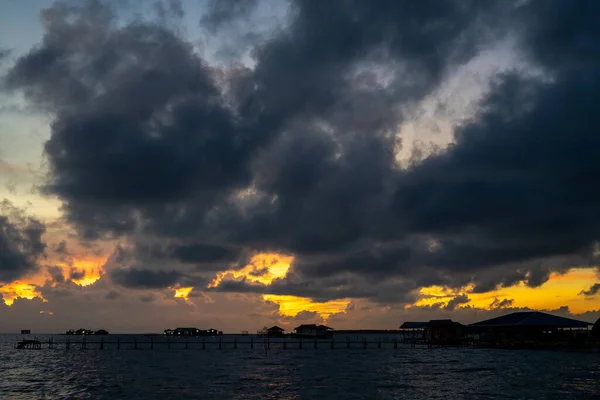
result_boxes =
[0,333,598,399]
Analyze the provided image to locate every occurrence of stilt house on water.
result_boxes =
[292,324,334,339]
[399,320,465,344]
[468,311,592,343]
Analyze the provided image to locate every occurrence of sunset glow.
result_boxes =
[414,268,600,313]
[209,253,293,287]
[0,282,44,306]
[263,294,350,321]
[174,286,193,300]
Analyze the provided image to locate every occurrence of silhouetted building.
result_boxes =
[21,330,31,334]
[66,328,92,335]
[164,327,223,337]
[592,318,600,341]
[469,311,592,343]
[266,326,285,337]
[400,320,464,343]
[94,329,109,335]
[293,324,334,338]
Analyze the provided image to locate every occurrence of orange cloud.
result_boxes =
[0,282,45,306]
[209,253,293,287]
[263,294,350,321]
[53,256,106,287]
[174,286,193,300]
[414,267,600,313]
[210,253,351,321]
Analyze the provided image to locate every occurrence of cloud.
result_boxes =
[109,267,185,289]
[54,240,68,255]
[4,0,600,305]
[580,283,600,297]
[444,293,470,310]
[0,199,46,283]
[489,298,514,310]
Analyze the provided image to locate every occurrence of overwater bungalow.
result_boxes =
[266,326,285,337]
[292,324,334,339]
[65,328,92,335]
[469,311,592,346]
[399,320,465,344]
[164,327,223,337]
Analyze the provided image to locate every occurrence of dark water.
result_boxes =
[1,334,599,399]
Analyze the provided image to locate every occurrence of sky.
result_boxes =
[0,0,599,334]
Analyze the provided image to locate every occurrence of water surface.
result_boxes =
[1,334,598,399]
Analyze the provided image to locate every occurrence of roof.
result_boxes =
[400,322,429,329]
[294,324,333,330]
[428,319,461,327]
[400,320,461,329]
[469,312,591,328]
[267,326,285,331]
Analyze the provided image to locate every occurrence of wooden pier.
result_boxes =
[6,336,439,351]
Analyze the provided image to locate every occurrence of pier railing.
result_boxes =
[7,336,441,351]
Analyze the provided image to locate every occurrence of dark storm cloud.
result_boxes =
[168,243,240,264]
[200,0,259,32]
[0,200,46,283]
[580,284,600,297]
[46,266,65,284]
[54,240,68,255]
[490,298,514,309]
[444,294,469,311]
[0,48,11,64]
[6,0,600,302]
[109,267,184,289]
[69,268,86,281]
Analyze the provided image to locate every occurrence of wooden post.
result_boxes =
[283,338,287,350]
[393,339,398,349]
[66,337,70,350]
[363,338,367,349]
[49,337,53,350]
[250,337,253,349]
[267,338,270,350]
[100,337,104,350]
[219,335,222,350]
[82,336,86,350]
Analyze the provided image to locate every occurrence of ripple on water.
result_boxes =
[1,335,599,399]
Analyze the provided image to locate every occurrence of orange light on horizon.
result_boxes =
[414,267,600,314]
[263,294,350,322]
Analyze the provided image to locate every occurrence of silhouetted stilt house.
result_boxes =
[266,326,285,337]
[469,311,592,344]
